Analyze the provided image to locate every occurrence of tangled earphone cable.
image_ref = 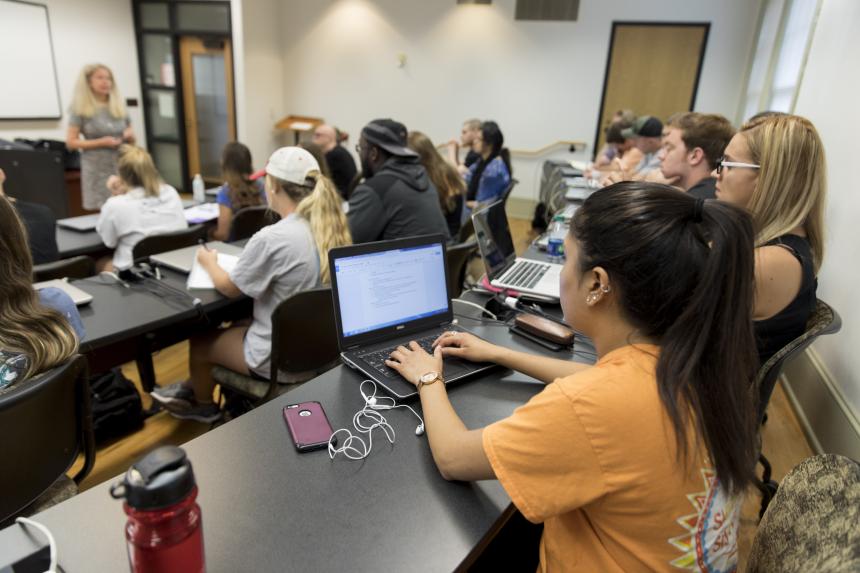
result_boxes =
[328,380,425,461]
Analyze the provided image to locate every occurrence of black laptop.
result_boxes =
[329,234,493,400]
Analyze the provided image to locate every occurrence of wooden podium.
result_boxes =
[275,114,324,144]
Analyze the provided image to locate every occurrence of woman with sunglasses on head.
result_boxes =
[714,114,826,364]
[386,182,759,571]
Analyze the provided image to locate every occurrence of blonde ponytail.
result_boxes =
[295,172,352,283]
[117,145,163,197]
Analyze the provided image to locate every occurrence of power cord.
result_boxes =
[16,517,57,573]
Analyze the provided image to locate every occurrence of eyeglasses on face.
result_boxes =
[716,155,761,175]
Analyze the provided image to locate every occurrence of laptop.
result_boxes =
[57,214,100,232]
[32,279,93,306]
[472,201,563,300]
[150,241,244,274]
[329,235,494,400]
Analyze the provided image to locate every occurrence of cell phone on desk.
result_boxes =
[283,401,335,452]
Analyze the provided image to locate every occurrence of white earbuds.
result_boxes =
[328,380,426,461]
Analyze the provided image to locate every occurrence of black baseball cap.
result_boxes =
[361,119,418,157]
[621,116,663,138]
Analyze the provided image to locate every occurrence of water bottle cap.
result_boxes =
[110,446,196,510]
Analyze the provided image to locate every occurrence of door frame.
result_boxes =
[179,36,236,184]
[592,21,711,159]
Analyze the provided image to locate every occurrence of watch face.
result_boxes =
[420,371,439,383]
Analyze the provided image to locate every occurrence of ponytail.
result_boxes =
[117,145,162,197]
[571,183,758,493]
[292,172,352,284]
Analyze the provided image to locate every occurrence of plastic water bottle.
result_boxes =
[192,174,205,204]
[111,446,206,573]
[546,215,567,263]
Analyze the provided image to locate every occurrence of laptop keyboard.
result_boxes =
[357,332,444,379]
[500,261,550,289]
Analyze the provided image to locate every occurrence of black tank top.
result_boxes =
[754,235,818,365]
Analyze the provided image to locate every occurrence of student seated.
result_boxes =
[714,114,825,364]
[385,183,759,572]
[464,121,512,212]
[602,116,664,184]
[659,112,735,199]
[96,145,187,271]
[446,118,482,176]
[586,121,642,177]
[0,196,81,391]
[347,118,450,243]
[311,124,356,199]
[151,147,351,422]
[0,167,59,265]
[212,142,266,241]
[592,109,635,169]
[408,131,466,239]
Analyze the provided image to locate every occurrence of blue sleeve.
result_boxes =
[464,162,477,185]
[475,159,511,203]
[257,178,268,204]
[38,288,86,340]
[215,185,232,208]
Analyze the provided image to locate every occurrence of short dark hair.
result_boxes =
[667,113,736,170]
[605,121,631,144]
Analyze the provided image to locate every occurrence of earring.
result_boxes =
[585,292,599,305]
[600,285,611,294]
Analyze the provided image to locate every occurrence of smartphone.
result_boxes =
[283,401,335,452]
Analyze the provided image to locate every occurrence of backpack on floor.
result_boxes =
[89,368,144,444]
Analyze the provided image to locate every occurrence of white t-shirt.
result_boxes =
[96,184,188,270]
[229,213,320,377]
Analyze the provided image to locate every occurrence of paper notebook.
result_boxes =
[187,253,239,289]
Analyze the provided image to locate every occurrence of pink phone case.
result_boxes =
[283,401,334,452]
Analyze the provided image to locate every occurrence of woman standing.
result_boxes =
[66,64,135,210]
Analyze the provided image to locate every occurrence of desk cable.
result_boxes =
[328,380,425,461]
[15,517,57,573]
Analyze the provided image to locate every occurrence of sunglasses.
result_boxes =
[716,155,761,175]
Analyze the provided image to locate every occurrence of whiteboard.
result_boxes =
[0,0,62,119]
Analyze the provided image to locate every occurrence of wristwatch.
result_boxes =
[417,371,443,392]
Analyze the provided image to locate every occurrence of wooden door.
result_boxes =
[594,23,709,156]
[179,36,235,185]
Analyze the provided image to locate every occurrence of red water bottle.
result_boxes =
[110,446,206,573]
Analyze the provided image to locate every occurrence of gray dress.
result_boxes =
[69,107,130,210]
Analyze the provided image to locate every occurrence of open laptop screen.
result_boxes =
[472,201,517,280]
[332,241,449,339]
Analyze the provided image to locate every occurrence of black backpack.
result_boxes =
[89,368,144,444]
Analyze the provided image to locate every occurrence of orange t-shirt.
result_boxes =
[483,344,742,572]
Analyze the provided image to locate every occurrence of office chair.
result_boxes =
[446,239,478,298]
[229,205,277,241]
[0,355,95,524]
[32,255,96,282]
[747,454,860,572]
[754,299,842,518]
[212,287,340,409]
[499,178,519,209]
[132,224,208,262]
[458,217,475,243]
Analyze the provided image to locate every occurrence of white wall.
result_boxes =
[275,0,762,201]
[0,0,144,147]
[793,0,860,418]
[232,0,286,168]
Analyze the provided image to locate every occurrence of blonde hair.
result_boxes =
[0,197,78,381]
[117,145,162,197]
[267,171,352,283]
[740,114,826,272]
[408,131,464,212]
[70,64,126,119]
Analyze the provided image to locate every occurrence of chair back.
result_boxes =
[33,255,95,282]
[500,178,519,207]
[458,217,475,243]
[755,299,841,421]
[132,224,208,262]
[229,206,276,241]
[446,239,478,298]
[268,287,339,390]
[0,355,94,522]
[747,454,860,572]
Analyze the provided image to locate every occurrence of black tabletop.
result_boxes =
[0,320,594,572]
[55,227,109,259]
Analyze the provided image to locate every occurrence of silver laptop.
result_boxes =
[472,201,563,300]
[329,235,493,400]
[33,279,93,306]
[150,241,244,274]
[57,214,100,232]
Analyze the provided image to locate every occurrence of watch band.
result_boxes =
[417,373,443,392]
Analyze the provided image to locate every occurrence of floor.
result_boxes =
[68,217,814,569]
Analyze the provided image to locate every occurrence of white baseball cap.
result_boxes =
[264,147,320,185]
